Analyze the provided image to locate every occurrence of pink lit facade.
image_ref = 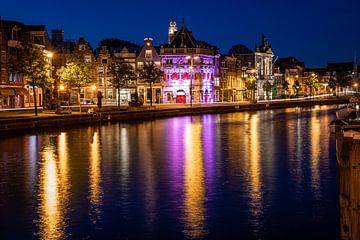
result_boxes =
[160,52,219,104]
[160,22,220,104]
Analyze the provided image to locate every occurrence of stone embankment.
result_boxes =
[0,98,349,134]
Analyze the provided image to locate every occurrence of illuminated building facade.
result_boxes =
[229,35,275,100]
[160,21,220,104]
[95,46,114,104]
[220,55,247,102]
[73,37,96,102]
[0,19,49,108]
[136,38,162,103]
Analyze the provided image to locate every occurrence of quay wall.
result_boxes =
[0,98,349,134]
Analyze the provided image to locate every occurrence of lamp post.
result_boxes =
[186,55,199,107]
[354,83,358,94]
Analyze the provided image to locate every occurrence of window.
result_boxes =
[98,78,104,86]
[145,50,152,59]
[102,58,107,64]
[1,53,5,63]
[84,55,91,63]
[79,45,85,51]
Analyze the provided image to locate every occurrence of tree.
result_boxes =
[57,56,94,109]
[328,78,337,94]
[292,80,301,97]
[304,74,319,96]
[262,80,272,99]
[137,61,163,107]
[246,75,257,103]
[282,80,290,97]
[109,58,137,109]
[8,42,51,116]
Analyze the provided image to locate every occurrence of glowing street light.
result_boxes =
[186,55,199,107]
[354,83,358,93]
[91,85,97,91]
[46,52,54,58]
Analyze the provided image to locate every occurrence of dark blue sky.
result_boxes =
[1,0,359,67]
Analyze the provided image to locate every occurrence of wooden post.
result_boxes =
[337,131,360,240]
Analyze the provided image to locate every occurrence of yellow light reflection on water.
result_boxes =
[89,130,102,223]
[183,122,206,239]
[39,140,69,240]
[244,113,263,222]
[310,112,320,196]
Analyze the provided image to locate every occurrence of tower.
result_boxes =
[168,20,177,44]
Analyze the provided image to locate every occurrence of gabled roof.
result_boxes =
[137,38,160,62]
[168,25,196,48]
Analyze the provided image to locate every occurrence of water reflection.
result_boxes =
[245,113,263,226]
[89,129,103,224]
[183,120,206,238]
[310,111,321,199]
[38,134,70,240]
[0,107,340,239]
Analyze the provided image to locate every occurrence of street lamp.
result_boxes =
[186,55,199,107]
[354,83,358,93]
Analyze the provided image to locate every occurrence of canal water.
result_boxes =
[0,106,339,239]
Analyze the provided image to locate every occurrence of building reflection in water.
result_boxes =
[183,120,207,239]
[137,123,157,228]
[38,133,70,240]
[88,129,103,224]
[119,126,130,204]
[244,113,263,227]
[310,111,321,200]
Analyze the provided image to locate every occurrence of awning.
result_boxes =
[0,88,15,96]
[13,88,29,95]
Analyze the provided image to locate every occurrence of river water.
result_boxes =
[0,106,339,239]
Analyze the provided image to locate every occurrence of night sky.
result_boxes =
[1,0,359,67]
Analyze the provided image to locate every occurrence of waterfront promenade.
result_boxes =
[0,97,349,133]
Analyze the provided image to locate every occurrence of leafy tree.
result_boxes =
[282,80,290,97]
[8,42,51,116]
[246,75,257,103]
[328,78,337,93]
[292,80,301,97]
[137,61,163,107]
[109,58,137,109]
[262,80,272,99]
[304,74,319,95]
[56,57,94,108]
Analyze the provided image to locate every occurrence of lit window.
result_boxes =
[84,55,91,63]
[145,50,152,59]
